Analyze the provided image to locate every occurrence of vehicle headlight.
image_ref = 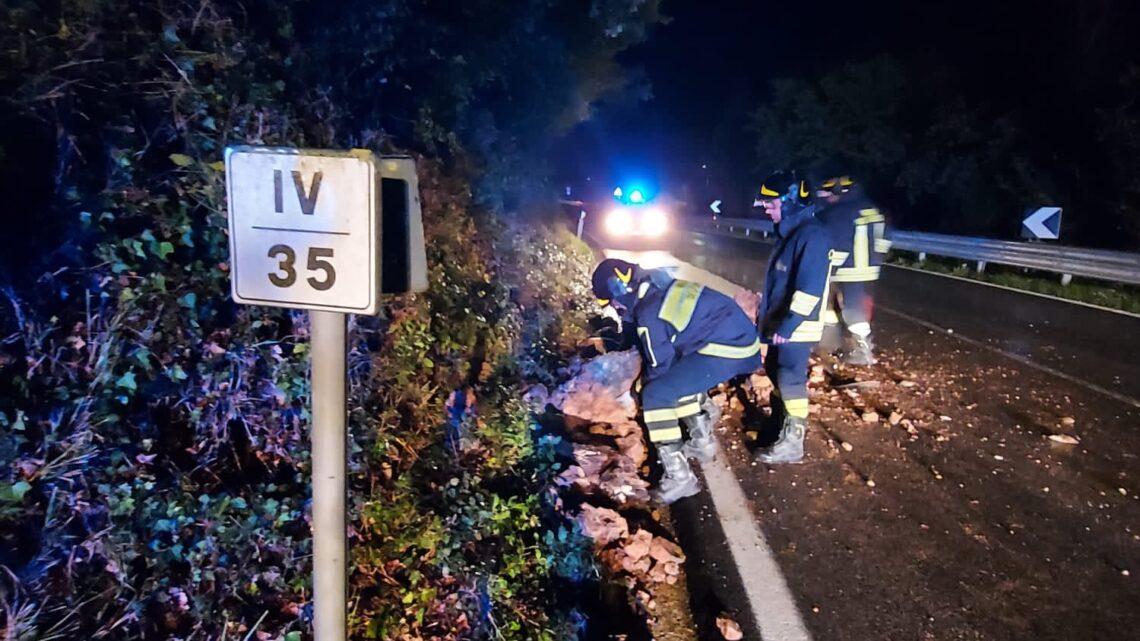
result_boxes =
[605,208,633,235]
[642,207,669,237]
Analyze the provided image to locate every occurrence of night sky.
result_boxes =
[559,0,1140,215]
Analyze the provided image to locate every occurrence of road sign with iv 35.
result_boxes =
[225,147,381,314]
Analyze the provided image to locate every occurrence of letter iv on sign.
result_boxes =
[225,146,426,641]
[227,147,383,313]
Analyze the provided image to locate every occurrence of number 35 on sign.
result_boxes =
[225,147,382,315]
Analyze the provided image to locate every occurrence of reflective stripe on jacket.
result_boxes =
[817,194,891,283]
[757,206,840,343]
[633,278,761,381]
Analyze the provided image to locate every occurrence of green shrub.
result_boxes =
[0,2,601,638]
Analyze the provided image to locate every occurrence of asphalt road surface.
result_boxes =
[591,226,1140,640]
[668,230,1140,406]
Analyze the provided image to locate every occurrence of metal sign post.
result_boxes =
[310,310,346,641]
[225,147,383,641]
[226,146,427,639]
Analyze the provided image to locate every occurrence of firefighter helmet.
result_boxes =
[819,174,855,195]
[591,258,638,306]
[756,170,811,206]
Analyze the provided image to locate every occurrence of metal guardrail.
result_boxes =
[690,217,1140,286]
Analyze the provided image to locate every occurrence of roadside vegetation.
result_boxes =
[0,1,663,638]
[890,252,1140,314]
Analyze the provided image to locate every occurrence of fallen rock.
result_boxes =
[1060,416,1076,428]
[576,504,629,548]
[598,456,652,505]
[623,529,654,561]
[558,444,651,505]
[615,430,648,467]
[621,553,653,575]
[572,443,614,476]
[888,411,903,426]
[1048,433,1080,445]
[861,411,880,423]
[749,372,773,397]
[587,418,641,439]
[717,615,744,640]
[551,349,641,424]
[649,536,686,565]
[733,289,761,324]
[647,561,670,584]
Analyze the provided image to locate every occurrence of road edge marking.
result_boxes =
[884,263,1140,320]
[702,450,814,641]
[878,304,1140,410]
[601,247,813,640]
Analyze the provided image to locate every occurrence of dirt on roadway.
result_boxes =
[714,311,1140,640]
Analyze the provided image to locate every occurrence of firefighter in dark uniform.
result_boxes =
[753,171,842,464]
[592,259,763,503]
[815,175,891,365]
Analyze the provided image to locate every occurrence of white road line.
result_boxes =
[602,248,812,640]
[878,304,1140,410]
[884,263,1140,320]
[599,240,1135,640]
[702,451,813,641]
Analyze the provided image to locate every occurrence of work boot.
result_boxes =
[755,415,806,464]
[653,443,702,504]
[842,334,876,366]
[683,395,721,462]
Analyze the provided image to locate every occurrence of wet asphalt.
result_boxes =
[590,224,1140,640]
[666,230,1140,405]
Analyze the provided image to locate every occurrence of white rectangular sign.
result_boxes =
[225,147,380,314]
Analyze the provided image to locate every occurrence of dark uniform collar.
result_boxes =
[775,203,817,238]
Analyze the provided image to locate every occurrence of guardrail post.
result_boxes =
[745,228,750,237]
[577,210,586,239]
[1061,273,1073,286]
[976,260,987,273]
[918,252,927,263]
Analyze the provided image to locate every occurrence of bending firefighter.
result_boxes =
[815,174,891,365]
[753,171,842,464]
[592,259,763,503]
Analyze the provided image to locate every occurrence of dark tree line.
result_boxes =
[0,0,664,282]
[749,2,1140,249]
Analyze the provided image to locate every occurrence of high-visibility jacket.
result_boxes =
[817,193,891,283]
[632,277,762,381]
[757,205,840,343]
